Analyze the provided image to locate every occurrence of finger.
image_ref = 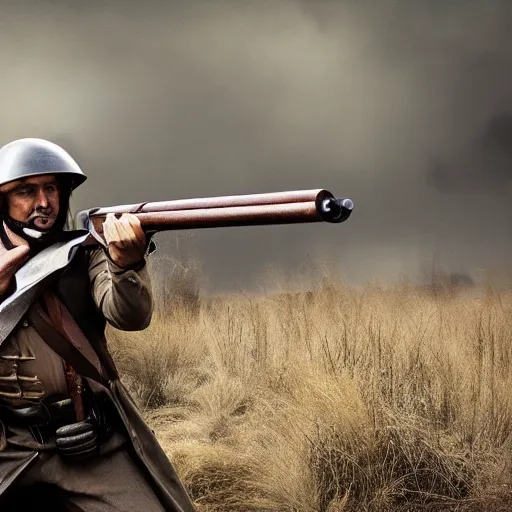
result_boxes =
[103,214,125,246]
[124,214,146,247]
[56,421,94,436]
[101,214,115,243]
[116,215,139,247]
[0,246,30,274]
[9,245,29,260]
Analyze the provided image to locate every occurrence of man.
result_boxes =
[0,138,197,511]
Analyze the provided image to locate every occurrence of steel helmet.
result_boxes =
[0,138,87,191]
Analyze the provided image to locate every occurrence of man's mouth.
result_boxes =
[23,214,56,238]
[28,213,56,230]
[30,213,54,221]
[35,216,52,224]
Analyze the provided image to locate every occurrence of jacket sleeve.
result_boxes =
[87,247,154,331]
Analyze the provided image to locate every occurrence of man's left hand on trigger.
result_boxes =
[102,213,147,269]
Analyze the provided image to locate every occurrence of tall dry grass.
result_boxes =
[107,261,512,511]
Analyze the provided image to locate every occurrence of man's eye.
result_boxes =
[45,185,57,193]
[16,188,33,196]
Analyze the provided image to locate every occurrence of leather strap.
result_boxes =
[50,291,118,381]
[27,302,105,385]
[41,292,85,422]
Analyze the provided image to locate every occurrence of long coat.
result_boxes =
[0,232,197,511]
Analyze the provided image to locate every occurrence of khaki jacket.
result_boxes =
[0,239,197,512]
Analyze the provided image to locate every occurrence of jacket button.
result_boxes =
[22,319,29,328]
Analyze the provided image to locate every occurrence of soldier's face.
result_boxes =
[1,175,60,231]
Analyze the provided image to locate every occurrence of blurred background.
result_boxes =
[1,0,512,292]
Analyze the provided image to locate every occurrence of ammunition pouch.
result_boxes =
[0,381,117,460]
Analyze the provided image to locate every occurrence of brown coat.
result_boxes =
[0,238,197,511]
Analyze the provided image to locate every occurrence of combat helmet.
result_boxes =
[0,138,87,249]
[0,138,87,191]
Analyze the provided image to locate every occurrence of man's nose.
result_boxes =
[36,188,49,208]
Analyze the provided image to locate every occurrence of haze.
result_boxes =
[1,0,511,291]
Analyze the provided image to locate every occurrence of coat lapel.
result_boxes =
[0,231,90,344]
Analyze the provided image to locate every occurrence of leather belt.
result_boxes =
[0,396,75,430]
[0,385,118,447]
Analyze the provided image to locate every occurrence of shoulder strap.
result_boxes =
[52,249,119,382]
[27,301,104,384]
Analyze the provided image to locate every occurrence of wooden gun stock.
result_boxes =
[75,189,354,245]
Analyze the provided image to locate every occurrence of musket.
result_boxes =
[75,189,354,245]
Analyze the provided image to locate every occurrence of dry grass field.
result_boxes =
[107,258,512,511]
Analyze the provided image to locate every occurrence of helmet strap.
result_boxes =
[0,184,72,254]
[0,220,14,250]
[3,214,59,253]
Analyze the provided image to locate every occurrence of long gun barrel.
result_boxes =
[75,189,353,244]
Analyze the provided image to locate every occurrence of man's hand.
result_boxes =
[55,420,98,460]
[102,213,147,269]
[0,245,29,296]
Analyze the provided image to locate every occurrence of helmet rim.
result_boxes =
[0,138,87,192]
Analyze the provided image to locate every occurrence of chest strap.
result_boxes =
[28,295,105,383]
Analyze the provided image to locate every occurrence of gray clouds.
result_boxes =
[0,0,511,289]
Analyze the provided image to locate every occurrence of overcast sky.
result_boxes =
[1,0,512,290]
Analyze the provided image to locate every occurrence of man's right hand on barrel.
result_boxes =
[0,245,29,297]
